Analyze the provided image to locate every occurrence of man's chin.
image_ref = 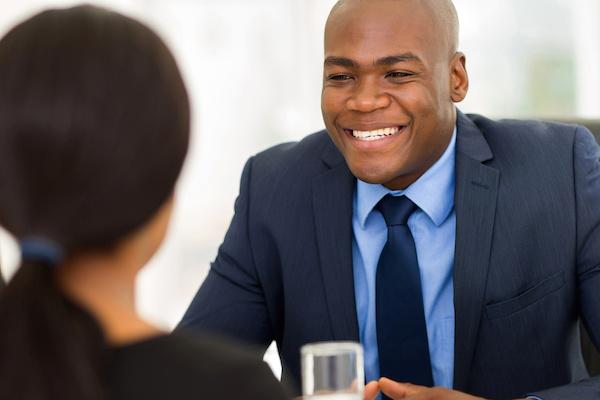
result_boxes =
[348,163,415,190]
[348,165,395,186]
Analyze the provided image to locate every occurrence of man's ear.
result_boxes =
[450,52,469,103]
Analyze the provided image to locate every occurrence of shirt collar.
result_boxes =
[355,126,457,228]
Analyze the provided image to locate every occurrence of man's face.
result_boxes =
[321,0,468,189]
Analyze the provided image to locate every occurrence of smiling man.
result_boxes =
[322,0,464,191]
[179,1,600,399]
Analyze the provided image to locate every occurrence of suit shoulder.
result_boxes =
[467,113,580,147]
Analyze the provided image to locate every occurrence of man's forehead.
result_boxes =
[325,0,458,54]
[324,2,436,55]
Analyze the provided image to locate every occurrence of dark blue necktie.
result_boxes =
[376,195,433,392]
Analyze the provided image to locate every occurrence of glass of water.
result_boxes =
[301,341,364,400]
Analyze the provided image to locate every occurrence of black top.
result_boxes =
[106,333,290,400]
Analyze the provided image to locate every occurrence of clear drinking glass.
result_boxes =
[301,341,364,400]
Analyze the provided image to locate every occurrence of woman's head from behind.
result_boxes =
[0,4,189,256]
[0,5,189,399]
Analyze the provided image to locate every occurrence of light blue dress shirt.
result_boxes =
[352,128,457,388]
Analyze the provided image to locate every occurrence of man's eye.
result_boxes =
[328,74,352,81]
[386,71,412,79]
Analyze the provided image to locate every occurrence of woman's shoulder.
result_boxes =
[112,331,260,368]
[107,332,290,400]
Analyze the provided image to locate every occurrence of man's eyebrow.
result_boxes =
[375,53,422,66]
[324,56,357,68]
[324,54,423,68]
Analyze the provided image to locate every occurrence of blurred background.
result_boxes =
[0,0,599,377]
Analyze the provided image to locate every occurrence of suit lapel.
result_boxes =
[453,112,500,390]
[312,140,359,341]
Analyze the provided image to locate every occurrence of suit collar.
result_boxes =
[320,133,345,168]
[456,110,494,163]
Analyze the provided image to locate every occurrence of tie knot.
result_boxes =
[376,195,418,226]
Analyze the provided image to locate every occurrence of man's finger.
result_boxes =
[364,381,380,400]
[378,378,428,398]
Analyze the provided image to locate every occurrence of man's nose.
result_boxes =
[346,80,391,112]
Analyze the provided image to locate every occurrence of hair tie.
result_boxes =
[19,237,64,267]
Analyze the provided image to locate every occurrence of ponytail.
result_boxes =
[0,260,106,400]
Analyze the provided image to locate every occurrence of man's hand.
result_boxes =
[376,378,484,399]
[365,378,529,400]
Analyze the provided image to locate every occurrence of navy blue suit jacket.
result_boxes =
[180,112,600,399]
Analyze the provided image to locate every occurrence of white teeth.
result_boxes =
[352,126,400,140]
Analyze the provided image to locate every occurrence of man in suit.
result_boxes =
[179,0,600,399]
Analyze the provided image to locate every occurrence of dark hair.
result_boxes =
[0,5,189,400]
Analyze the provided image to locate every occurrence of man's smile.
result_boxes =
[341,125,408,147]
[346,125,401,141]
